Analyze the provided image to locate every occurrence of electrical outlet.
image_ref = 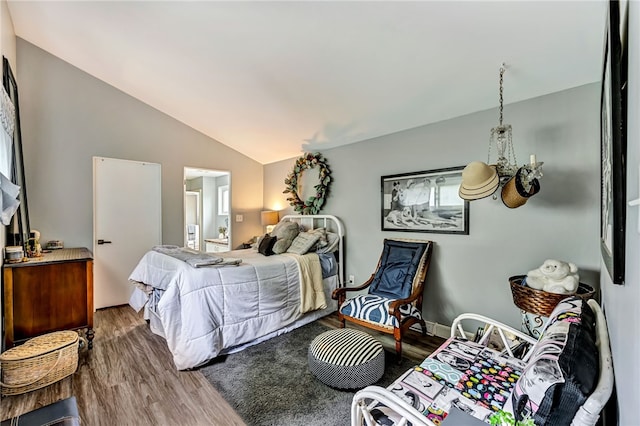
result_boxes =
[348,274,355,285]
[235,214,243,222]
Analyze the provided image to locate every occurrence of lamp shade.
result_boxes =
[261,211,279,226]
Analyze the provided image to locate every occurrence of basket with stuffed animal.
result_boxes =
[509,275,595,317]
[510,259,596,317]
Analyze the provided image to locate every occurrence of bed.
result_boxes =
[128,214,345,370]
[351,297,613,426]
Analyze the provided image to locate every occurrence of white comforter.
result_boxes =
[129,248,333,370]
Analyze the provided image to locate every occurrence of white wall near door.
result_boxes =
[93,157,161,309]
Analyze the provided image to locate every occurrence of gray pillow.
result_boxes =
[287,232,321,255]
[270,221,300,253]
[271,221,300,240]
[273,238,294,254]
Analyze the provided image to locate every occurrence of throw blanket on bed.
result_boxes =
[284,252,326,313]
[152,245,243,267]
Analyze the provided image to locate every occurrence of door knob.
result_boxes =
[97,239,112,245]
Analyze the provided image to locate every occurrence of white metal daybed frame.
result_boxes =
[280,214,345,286]
[351,299,613,426]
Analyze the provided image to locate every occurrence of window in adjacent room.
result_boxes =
[218,185,229,215]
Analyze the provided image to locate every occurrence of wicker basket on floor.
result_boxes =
[0,331,80,396]
[509,275,596,317]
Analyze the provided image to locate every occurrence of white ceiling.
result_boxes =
[7,0,607,165]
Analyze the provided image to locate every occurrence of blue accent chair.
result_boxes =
[332,239,433,360]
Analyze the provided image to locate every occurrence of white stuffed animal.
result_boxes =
[526,259,580,294]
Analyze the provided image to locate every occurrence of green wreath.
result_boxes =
[283,152,332,214]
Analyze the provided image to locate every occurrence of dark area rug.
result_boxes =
[199,321,416,426]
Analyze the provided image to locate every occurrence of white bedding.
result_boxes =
[129,248,338,370]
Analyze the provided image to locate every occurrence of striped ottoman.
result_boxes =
[308,328,385,389]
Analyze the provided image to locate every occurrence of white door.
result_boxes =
[93,157,162,309]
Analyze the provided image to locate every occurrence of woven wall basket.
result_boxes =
[509,275,596,317]
[0,330,80,396]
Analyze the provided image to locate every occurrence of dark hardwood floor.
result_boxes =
[1,306,444,425]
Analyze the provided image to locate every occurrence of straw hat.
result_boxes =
[501,167,541,208]
[458,161,499,200]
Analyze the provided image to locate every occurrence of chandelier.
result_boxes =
[459,63,543,208]
[490,65,518,180]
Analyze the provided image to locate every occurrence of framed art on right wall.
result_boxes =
[600,0,627,285]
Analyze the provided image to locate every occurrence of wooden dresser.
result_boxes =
[3,247,94,349]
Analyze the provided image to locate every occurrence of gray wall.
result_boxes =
[16,39,264,251]
[265,83,601,329]
[600,2,640,423]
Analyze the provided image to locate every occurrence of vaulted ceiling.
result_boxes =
[7,1,607,164]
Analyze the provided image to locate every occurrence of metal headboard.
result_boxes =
[281,214,345,286]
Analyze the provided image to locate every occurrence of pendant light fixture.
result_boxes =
[459,63,543,208]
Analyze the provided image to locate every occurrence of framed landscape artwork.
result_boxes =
[381,167,469,235]
[600,0,627,285]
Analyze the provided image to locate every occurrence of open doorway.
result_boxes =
[184,167,230,253]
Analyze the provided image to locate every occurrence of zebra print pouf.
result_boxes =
[308,328,385,389]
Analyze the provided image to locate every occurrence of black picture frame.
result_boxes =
[381,166,469,235]
[2,57,30,249]
[600,1,626,285]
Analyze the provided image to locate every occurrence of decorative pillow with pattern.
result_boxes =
[509,296,598,425]
[287,232,321,255]
[307,228,328,250]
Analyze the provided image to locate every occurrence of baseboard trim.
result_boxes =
[410,321,451,339]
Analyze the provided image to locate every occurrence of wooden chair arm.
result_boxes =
[387,286,423,315]
[331,275,375,301]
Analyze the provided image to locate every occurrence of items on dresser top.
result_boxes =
[46,240,64,250]
[4,245,24,263]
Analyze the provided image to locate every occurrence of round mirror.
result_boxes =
[297,166,321,203]
[283,153,332,214]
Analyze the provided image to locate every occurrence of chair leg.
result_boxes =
[394,328,403,362]
[337,313,346,329]
[419,320,427,337]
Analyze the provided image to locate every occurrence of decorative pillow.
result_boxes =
[270,221,300,254]
[270,239,288,254]
[258,234,277,256]
[307,228,328,250]
[316,231,339,254]
[509,296,598,425]
[287,232,321,255]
